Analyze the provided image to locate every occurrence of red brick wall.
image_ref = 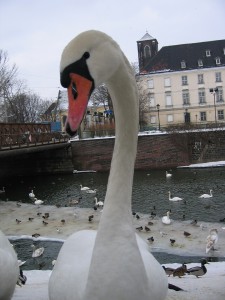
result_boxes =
[70,133,190,171]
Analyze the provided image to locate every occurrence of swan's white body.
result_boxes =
[162,211,171,225]
[0,186,5,193]
[94,197,104,207]
[168,191,183,201]
[206,229,218,253]
[34,198,44,205]
[86,189,97,194]
[31,245,44,258]
[166,171,172,178]
[0,230,19,299]
[29,189,35,199]
[80,185,90,191]
[199,189,213,198]
[49,30,168,300]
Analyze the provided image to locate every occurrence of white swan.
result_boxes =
[33,198,44,205]
[48,30,168,300]
[199,189,213,198]
[0,230,19,299]
[94,197,104,207]
[29,189,35,199]
[0,186,5,194]
[80,184,90,191]
[31,244,44,258]
[166,171,172,178]
[168,191,183,201]
[162,211,171,225]
[206,229,218,253]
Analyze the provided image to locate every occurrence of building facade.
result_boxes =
[136,35,225,129]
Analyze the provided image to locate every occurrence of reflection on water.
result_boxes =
[2,167,225,222]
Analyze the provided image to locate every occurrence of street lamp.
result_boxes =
[156,104,160,131]
[209,87,219,125]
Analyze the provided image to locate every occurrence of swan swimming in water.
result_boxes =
[94,197,104,207]
[80,184,90,191]
[168,191,183,201]
[199,189,213,198]
[48,30,168,300]
[0,230,19,299]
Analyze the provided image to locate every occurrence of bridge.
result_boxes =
[0,122,70,157]
[0,122,73,179]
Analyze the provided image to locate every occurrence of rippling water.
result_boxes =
[1,167,225,222]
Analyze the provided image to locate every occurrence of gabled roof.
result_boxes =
[137,32,155,42]
[143,39,225,73]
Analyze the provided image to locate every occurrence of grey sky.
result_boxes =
[0,0,224,99]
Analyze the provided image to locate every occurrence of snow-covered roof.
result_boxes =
[137,32,155,42]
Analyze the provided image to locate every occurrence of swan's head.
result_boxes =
[60,30,122,136]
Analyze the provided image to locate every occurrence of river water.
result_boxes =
[1,167,225,223]
[2,166,225,268]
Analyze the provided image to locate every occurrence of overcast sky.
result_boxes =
[0,0,224,100]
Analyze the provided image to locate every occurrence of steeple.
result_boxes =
[137,31,158,73]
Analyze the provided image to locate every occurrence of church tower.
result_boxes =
[137,31,158,73]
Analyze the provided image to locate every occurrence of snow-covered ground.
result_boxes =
[12,262,225,300]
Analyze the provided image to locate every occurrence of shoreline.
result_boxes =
[1,200,225,257]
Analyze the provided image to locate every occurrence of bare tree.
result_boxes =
[7,92,49,123]
[89,83,113,110]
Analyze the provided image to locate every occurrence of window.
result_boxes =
[150,116,156,124]
[147,79,154,88]
[218,110,224,120]
[206,50,211,57]
[215,57,221,65]
[216,88,224,103]
[182,75,188,85]
[149,95,155,107]
[198,74,204,84]
[182,90,190,105]
[144,45,151,58]
[164,78,171,87]
[181,60,186,68]
[165,93,172,107]
[167,114,173,123]
[215,72,222,82]
[200,112,207,121]
[198,59,203,67]
[198,89,206,104]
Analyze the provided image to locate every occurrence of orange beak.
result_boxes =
[65,73,93,136]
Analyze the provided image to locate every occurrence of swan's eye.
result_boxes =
[72,82,78,100]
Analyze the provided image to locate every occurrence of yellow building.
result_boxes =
[136,33,225,129]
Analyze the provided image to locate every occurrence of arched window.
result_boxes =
[144,45,151,58]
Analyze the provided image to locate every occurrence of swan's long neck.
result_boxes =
[84,57,151,300]
[104,57,139,218]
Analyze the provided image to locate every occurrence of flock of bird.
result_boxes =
[166,171,213,201]
[163,258,209,279]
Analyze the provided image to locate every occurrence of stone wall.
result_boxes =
[70,133,190,171]
[70,130,225,171]
[0,144,73,179]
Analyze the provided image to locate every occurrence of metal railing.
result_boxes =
[0,132,69,150]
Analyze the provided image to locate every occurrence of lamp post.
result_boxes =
[156,104,160,131]
[209,87,219,125]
